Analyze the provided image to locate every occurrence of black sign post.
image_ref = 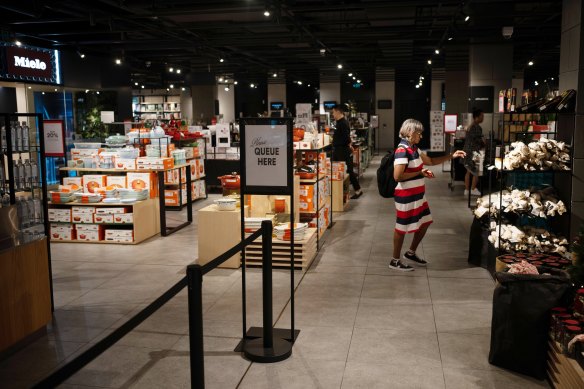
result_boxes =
[237,117,298,363]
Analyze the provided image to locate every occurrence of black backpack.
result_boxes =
[377,149,399,198]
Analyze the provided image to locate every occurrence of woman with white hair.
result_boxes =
[389,119,466,271]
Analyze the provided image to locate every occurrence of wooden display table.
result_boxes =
[197,204,246,269]
[0,239,51,353]
[244,228,318,270]
[332,176,349,212]
[548,339,584,388]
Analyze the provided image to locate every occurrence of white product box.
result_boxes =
[71,211,94,224]
[115,159,137,170]
[105,229,134,243]
[95,207,126,214]
[62,177,83,190]
[48,209,71,223]
[71,206,95,214]
[76,225,102,242]
[50,224,75,240]
[93,214,114,224]
[106,176,127,189]
[113,213,133,224]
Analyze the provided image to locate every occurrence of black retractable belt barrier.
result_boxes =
[242,220,293,363]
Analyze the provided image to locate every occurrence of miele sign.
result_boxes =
[1,44,59,84]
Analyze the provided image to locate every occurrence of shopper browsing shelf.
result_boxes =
[463,108,485,196]
[390,119,466,271]
[331,104,362,199]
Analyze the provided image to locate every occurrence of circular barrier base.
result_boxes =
[243,337,293,363]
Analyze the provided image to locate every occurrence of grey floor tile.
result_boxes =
[347,327,442,369]
[295,272,364,301]
[360,274,432,304]
[443,367,549,389]
[354,303,436,332]
[238,356,346,389]
[429,277,494,305]
[434,303,492,335]
[62,288,153,315]
[438,332,498,371]
[307,264,367,275]
[277,297,359,328]
[428,266,492,279]
[341,361,445,389]
[289,325,353,362]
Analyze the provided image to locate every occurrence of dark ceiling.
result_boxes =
[0,0,563,88]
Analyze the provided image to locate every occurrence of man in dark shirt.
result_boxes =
[331,104,362,199]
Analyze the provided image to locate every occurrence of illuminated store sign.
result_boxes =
[1,43,61,84]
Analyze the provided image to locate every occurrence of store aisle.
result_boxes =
[0,157,550,389]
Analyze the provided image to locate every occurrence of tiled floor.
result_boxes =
[0,157,550,388]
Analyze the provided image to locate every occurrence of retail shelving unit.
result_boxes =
[133,98,181,120]
[164,139,208,210]
[547,338,584,388]
[0,113,52,352]
[244,228,318,269]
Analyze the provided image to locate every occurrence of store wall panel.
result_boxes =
[0,86,17,112]
[217,84,235,122]
[430,80,443,111]
[319,82,340,113]
[375,80,395,150]
[181,91,193,124]
[192,84,218,123]
[268,83,286,113]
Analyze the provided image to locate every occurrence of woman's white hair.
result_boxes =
[399,119,424,139]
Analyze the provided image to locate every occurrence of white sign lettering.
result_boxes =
[14,56,47,70]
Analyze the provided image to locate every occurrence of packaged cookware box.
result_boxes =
[76,224,103,241]
[106,176,127,189]
[63,177,83,190]
[83,175,107,193]
[127,172,156,198]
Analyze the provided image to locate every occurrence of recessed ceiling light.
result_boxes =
[79,53,85,58]
[427,59,432,65]
[234,81,238,85]
[250,83,255,88]
[169,67,174,72]
[264,9,270,17]
[219,58,224,63]
[528,61,534,66]
[337,64,343,69]
[134,82,138,86]
[218,77,224,82]
[348,73,353,77]
[273,73,278,77]
[415,84,420,88]
[298,81,303,85]
[176,69,181,74]
[141,85,145,89]
[15,40,22,46]
[464,15,470,22]
[115,58,121,65]
[225,86,230,91]
[181,87,186,91]
[435,49,440,55]
[448,37,453,41]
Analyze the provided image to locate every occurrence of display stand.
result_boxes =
[238,117,297,361]
[548,339,584,388]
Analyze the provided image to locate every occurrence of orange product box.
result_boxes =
[164,188,187,206]
[50,224,76,241]
[115,159,137,170]
[113,213,133,224]
[106,175,127,189]
[299,184,316,212]
[93,213,114,224]
[48,209,71,223]
[63,177,83,191]
[127,172,157,198]
[76,224,104,242]
[165,169,180,185]
[83,175,107,193]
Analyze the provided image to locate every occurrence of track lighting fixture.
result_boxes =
[115,58,121,65]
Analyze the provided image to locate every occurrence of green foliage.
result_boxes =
[568,226,584,285]
[81,107,106,140]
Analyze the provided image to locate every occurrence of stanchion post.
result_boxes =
[187,265,205,389]
[261,220,273,349]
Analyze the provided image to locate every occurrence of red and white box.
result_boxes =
[76,224,103,242]
[71,210,94,224]
[105,229,133,243]
[83,175,107,193]
[115,159,137,170]
[48,209,71,223]
[62,177,83,190]
[95,207,126,214]
[93,214,114,224]
[50,224,75,241]
[106,176,127,189]
[113,213,133,224]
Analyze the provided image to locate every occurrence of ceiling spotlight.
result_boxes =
[448,37,453,41]
[308,84,311,87]
[181,87,186,91]
[273,73,278,77]
[42,92,45,95]
[320,48,326,56]
[298,81,303,85]
[225,86,230,91]
[551,77,555,80]
[250,83,255,88]
[27,86,31,89]
[528,61,534,66]
[357,79,361,83]
[54,88,57,91]
[352,76,356,80]
[166,88,170,91]
[218,76,224,82]
[169,67,174,72]
[78,52,85,58]
[415,84,420,89]
[234,81,238,85]
[170,84,174,89]
[176,69,181,74]
[427,59,432,65]
[134,82,138,86]
[115,58,121,65]
[96,91,100,94]
[464,15,470,22]
[348,73,353,77]
[141,85,145,89]
[264,9,270,17]
[15,40,22,46]
[435,49,440,55]
[420,76,425,80]
[85,89,89,93]
[534,81,539,86]
[337,64,343,69]
[219,58,224,63]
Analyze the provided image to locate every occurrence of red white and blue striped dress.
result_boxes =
[393,139,433,234]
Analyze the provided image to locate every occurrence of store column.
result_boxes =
[375,67,395,149]
[268,70,286,115]
[190,73,218,125]
[319,71,340,113]
[559,0,584,234]
[469,43,513,131]
[217,82,235,123]
[444,45,469,116]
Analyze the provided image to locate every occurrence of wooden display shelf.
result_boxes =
[0,239,51,352]
[49,200,147,207]
[299,173,327,184]
[244,228,318,270]
[59,162,190,173]
[548,339,584,389]
[332,175,350,212]
[48,198,160,244]
[165,174,206,186]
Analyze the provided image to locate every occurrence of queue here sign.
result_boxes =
[244,124,288,188]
